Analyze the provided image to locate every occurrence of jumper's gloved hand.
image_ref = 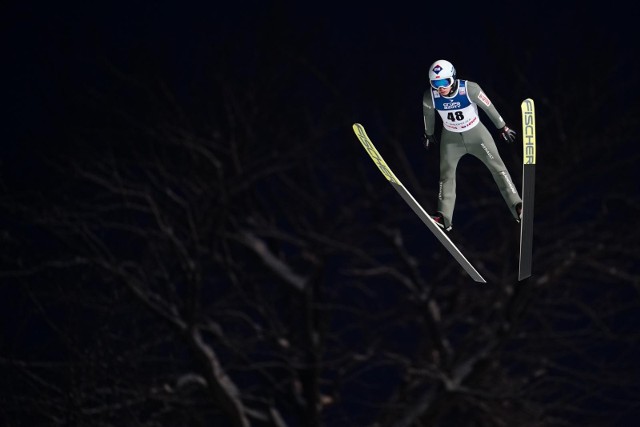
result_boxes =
[423,132,438,150]
[499,125,517,143]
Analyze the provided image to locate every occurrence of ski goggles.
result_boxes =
[430,77,454,89]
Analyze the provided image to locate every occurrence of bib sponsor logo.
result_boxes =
[443,101,461,109]
[459,116,477,129]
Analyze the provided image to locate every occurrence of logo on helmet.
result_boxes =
[432,65,443,74]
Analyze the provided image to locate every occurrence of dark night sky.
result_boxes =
[5,2,639,216]
[6,2,638,144]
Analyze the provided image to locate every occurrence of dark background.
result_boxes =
[3,2,640,426]
[7,2,637,151]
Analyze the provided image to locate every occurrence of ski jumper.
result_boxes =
[422,80,522,229]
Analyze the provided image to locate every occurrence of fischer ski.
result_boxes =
[352,123,486,283]
[518,99,536,280]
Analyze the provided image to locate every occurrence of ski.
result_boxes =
[352,123,486,283]
[518,99,536,280]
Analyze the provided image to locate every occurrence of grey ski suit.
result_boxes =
[423,79,522,229]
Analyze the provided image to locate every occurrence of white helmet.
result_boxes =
[429,59,456,89]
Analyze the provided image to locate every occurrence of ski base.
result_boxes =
[353,123,486,283]
[519,98,536,281]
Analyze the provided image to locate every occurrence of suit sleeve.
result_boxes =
[422,90,437,135]
[466,81,506,129]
